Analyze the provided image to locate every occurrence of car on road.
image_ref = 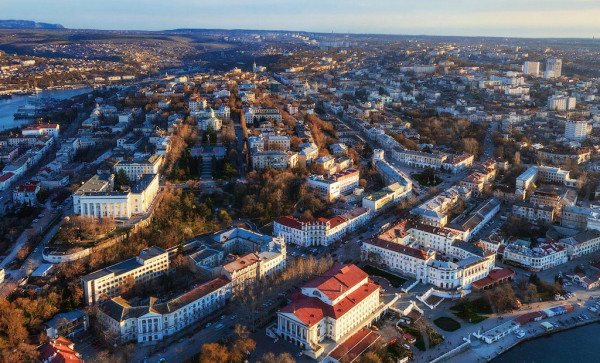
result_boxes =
[220,315,227,320]
[215,324,224,330]
[205,323,212,328]
[230,314,238,320]
[32,219,39,223]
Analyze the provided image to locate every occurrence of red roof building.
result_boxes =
[276,264,381,353]
[471,267,515,290]
[327,328,381,363]
[38,336,83,363]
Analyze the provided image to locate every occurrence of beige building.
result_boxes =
[251,150,298,170]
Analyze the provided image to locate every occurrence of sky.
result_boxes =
[2,0,599,38]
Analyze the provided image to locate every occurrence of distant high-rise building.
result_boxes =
[548,95,576,111]
[564,120,588,141]
[523,61,540,76]
[544,58,562,79]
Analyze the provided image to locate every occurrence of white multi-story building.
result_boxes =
[410,186,465,227]
[362,182,411,212]
[523,61,540,76]
[558,230,600,260]
[564,120,588,141]
[264,135,291,151]
[98,276,231,343]
[306,168,360,202]
[298,143,319,167]
[274,208,371,247]
[251,150,298,170]
[21,123,60,138]
[244,107,282,122]
[275,264,381,352]
[81,246,169,305]
[219,237,287,291]
[516,165,579,193]
[548,95,576,111]
[512,202,554,225]
[361,236,495,290]
[392,149,445,169]
[544,58,562,79]
[73,173,159,219]
[114,154,163,181]
[503,242,567,271]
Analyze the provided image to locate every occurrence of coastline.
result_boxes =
[438,301,600,363]
[490,315,600,362]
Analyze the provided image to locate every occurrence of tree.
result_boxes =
[360,351,383,363]
[461,137,479,156]
[199,343,229,363]
[114,169,129,190]
[218,210,232,226]
[258,352,296,363]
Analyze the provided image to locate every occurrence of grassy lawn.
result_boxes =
[433,317,462,332]
[450,297,491,324]
[412,172,442,186]
[363,265,407,288]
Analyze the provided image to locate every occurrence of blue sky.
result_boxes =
[2,0,599,37]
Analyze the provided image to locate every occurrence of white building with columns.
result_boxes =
[275,264,381,352]
[97,276,231,344]
[73,173,159,219]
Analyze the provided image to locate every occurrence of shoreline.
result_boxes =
[488,314,600,362]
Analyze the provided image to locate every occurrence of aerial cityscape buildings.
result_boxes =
[0,10,599,363]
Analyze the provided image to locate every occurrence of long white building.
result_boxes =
[114,154,163,181]
[274,207,371,247]
[98,276,231,344]
[81,246,169,305]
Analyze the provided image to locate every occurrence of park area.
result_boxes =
[450,297,492,324]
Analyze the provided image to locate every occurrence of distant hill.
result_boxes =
[0,20,64,29]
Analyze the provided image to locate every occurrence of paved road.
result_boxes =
[0,201,71,298]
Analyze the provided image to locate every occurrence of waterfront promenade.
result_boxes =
[413,286,600,363]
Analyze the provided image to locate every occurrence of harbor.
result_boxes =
[0,87,91,129]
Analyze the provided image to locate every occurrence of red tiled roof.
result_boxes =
[222,253,260,273]
[303,264,369,301]
[513,311,544,325]
[328,215,348,229]
[15,181,40,193]
[328,328,381,363]
[38,337,83,363]
[281,282,380,326]
[471,268,515,289]
[168,276,230,310]
[0,172,14,182]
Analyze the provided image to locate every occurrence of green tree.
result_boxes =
[114,169,129,190]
